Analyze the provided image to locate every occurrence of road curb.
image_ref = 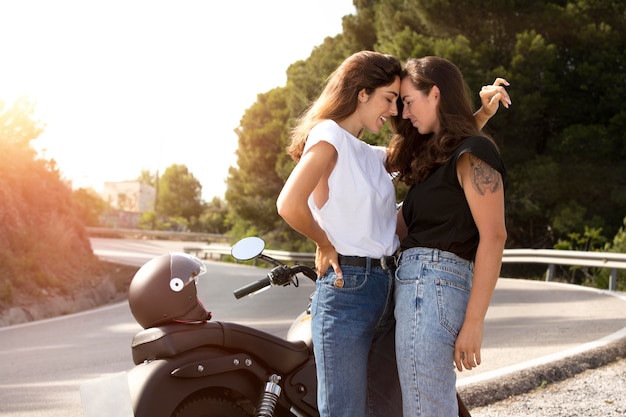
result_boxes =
[458,332,626,408]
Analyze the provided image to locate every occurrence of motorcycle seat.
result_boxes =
[131,321,311,374]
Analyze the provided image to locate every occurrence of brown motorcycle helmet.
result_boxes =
[128,252,211,329]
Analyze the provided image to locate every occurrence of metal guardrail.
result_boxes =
[84,228,625,291]
[86,227,230,243]
[184,245,626,292]
[503,249,626,291]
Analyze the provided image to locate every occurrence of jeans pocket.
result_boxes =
[395,260,422,284]
[317,267,368,292]
[434,266,471,337]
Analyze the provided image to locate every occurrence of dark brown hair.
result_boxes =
[386,56,494,185]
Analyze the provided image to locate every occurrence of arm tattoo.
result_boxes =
[469,155,501,195]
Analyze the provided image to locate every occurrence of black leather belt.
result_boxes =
[338,255,397,270]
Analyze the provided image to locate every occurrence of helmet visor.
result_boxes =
[168,253,206,292]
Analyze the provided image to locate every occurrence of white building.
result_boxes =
[102,181,156,213]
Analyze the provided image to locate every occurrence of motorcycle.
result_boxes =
[127,236,317,417]
[81,236,471,417]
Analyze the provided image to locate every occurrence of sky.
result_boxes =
[0,0,356,201]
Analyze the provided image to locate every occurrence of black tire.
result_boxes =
[172,395,251,417]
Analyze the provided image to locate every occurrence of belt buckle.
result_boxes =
[381,256,393,271]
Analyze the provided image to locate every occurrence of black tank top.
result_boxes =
[401,136,505,261]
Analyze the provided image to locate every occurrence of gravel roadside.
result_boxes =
[468,357,626,416]
[460,335,626,416]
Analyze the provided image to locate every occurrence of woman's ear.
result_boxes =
[358,88,369,103]
[430,85,441,101]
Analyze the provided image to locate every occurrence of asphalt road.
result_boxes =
[0,238,315,417]
[457,277,626,386]
[0,238,625,416]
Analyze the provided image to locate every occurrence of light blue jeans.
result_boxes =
[311,260,402,417]
[394,247,474,417]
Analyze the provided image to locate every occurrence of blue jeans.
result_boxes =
[311,260,402,417]
[394,247,474,417]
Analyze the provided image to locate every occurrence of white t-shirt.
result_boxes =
[303,119,399,258]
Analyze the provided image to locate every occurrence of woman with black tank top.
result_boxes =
[386,56,509,417]
[278,51,509,417]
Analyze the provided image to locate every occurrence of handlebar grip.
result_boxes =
[233,277,271,299]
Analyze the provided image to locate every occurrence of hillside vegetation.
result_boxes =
[0,98,106,312]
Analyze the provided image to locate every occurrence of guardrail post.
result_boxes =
[609,269,617,292]
[545,264,555,282]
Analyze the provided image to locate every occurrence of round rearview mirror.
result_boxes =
[231,236,266,261]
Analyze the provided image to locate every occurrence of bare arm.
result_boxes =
[276,141,342,277]
[454,153,507,372]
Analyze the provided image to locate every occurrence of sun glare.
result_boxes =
[1,0,356,200]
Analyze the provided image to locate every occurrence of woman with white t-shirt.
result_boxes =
[277,50,510,417]
[277,50,403,417]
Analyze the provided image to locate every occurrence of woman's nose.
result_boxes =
[402,105,411,119]
[390,101,398,116]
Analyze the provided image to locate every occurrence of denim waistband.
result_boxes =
[398,247,474,270]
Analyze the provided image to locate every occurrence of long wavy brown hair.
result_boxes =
[386,56,495,185]
[286,50,401,161]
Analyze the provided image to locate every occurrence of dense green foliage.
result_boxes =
[606,217,626,290]
[0,98,99,305]
[136,165,229,233]
[157,164,203,221]
[225,0,626,258]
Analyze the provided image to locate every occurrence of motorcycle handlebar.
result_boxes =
[233,264,317,299]
[289,265,318,281]
[233,276,271,299]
